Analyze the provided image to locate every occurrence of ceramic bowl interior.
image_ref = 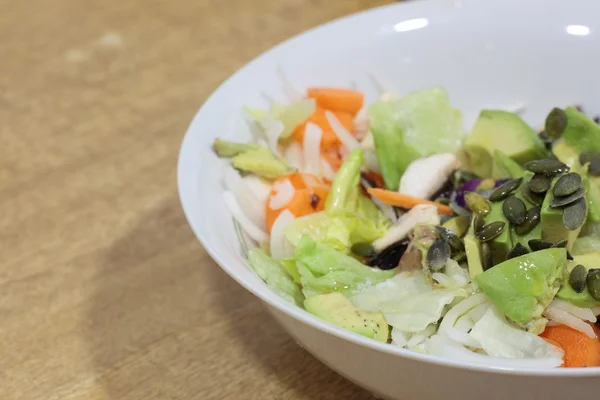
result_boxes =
[178,0,600,376]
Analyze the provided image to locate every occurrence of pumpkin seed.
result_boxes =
[454,252,467,263]
[475,222,506,242]
[569,265,588,293]
[563,198,588,231]
[528,174,551,194]
[552,239,568,248]
[427,239,451,272]
[528,239,554,251]
[489,178,523,202]
[538,131,554,149]
[522,184,545,206]
[515,206,542,235]
[550,187,586,208]
[473,214,485,232]
[567,250,574,261]
[352,242,376,258]
[502,196,527,225]
[580,151,600,176]
[586,269,600,301]
[524,159,569,176]
[544,107,568,139]
[436,226,465,251]
[506,243,530,260]
[465,192,492,216]
[481,242,493,270]
[442,216,471,237]
[553,172,582,197]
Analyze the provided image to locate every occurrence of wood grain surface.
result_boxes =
[0,0,393,398]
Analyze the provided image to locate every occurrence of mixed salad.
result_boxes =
[212,77,600,368]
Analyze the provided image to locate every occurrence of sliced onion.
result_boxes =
[223,191,268,243]
[260,117,284,156]
[432,273,452,287]
[439,293,490,336]
[303,122,322,177]
[547,299,597,322]
[592,306,600,316]
[269,179,295,210]
[391,329,410,348]
[244,175,272,203]
[270,209,296,260]
[325,110,360,151]
[284,142,304,170]
[544,306,597,339]
[425,335,562,369]
[451,274,469,288]
[353,111,369,140]
[363,150,381,173]
[224,167,265,227]
[320,156,337,181]
[446,326,482,349]
[277,66,302,102]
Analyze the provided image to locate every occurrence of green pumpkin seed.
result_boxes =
[481,242,493,270]
[475,222,506,242]
[563,198,588,231]
[550,187,586,208]
[528,239,554,251]
[464,192,492,216]
[552,239,568,248]
[567,250,574,261]
[553,173,582,197]
[522,184,545,206]
[427,239,451,272]
[489,178,523,202]
[528,174,552,194]
[351,242,376,258]
[506,243,530,260]
[442,216,471,237]
[502,196,527,225]
[454,252,467,263]
[580,151,600,176]
[473,214,485,232]
[586,269,600,301]
[515,206,542,235]
[538,131,553,149]
[569,264,588,293]
[436,226,465,251]
[524,159,570,176]
[544,108,568,139]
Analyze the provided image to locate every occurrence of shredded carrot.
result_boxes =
[367,188,454,215]
[307,87,364,116]
[322,148,342,171]
[265,174,328,232]
[292,107,354,148]
[540,324,600,368]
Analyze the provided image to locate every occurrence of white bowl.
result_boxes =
[178,0,600,398]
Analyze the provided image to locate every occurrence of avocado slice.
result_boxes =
[485,201,513,265]
[560,107,600,154]
[493,150,526,179]
[556,253,600,308]
[540,176,586,249]
[475,248,567,326]
[304,292,389,342]
[465,110,546,165]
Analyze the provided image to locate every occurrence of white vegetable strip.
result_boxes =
[320,157,337,181]
[224,167,265,228]
[547,299,597,322]
[438,293,490,337]
[260,117,284,156]
[223,191,268,243]
[592,306,600,316]
[391,329,410,348]
[244,175,272,203]
[372,204,439,251]
[432,273,452,287]
[303,122,323,177]
[399,153,459,200]
[446,326,482,349]
[544,306,597,339]
[325,110,360,151]
[270,210,296,261]
[363,150,381,174]
[269,179,295,210]
[284,142,304,170]
[277,66,302,102]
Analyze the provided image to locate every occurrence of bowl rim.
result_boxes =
[178,0,600,377]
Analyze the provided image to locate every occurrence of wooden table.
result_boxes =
[0,0,392,398]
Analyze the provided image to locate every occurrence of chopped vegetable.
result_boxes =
[232,146,295,179]
[213,138,260,157]
[307,87,364,115]
[366,188,454,215]
[293,107,355,148]
[248,248,304,306]
[540,324,600,367]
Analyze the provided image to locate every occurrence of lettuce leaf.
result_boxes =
[294,236,395,297]
[244,99,316,140]
[248,248,304,306]
[369,87,464,190]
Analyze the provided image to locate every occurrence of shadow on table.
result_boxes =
[86,198,374,399]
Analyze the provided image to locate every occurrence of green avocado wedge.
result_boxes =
[556,253,600,308]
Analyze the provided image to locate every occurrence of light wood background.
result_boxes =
[0,0,393,399]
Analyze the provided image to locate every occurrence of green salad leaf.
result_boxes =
[248,248,304,306]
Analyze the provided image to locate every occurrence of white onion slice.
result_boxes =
[544,306,597,339]
[363,150,381,174]
[284,142,304,170]
[432,273,452,287]
[446,326,482,349]
[269,179,295,210]
[223,167,265,228]
[547,299,597,322]
[438,293,490,336]
[223,191,268,243]
[325,110,360,151]
[277,66,302,102]
[270,209,296,261]
[592,306,600,316]
[303,122,322,177]
[261,117,284,156]
[244,175,272,203]
[320,157,337,181]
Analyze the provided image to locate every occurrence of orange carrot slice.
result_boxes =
[292,108,354,148]
[307,87,364,115]
[540,324,600,368]
[367,188,454,215]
